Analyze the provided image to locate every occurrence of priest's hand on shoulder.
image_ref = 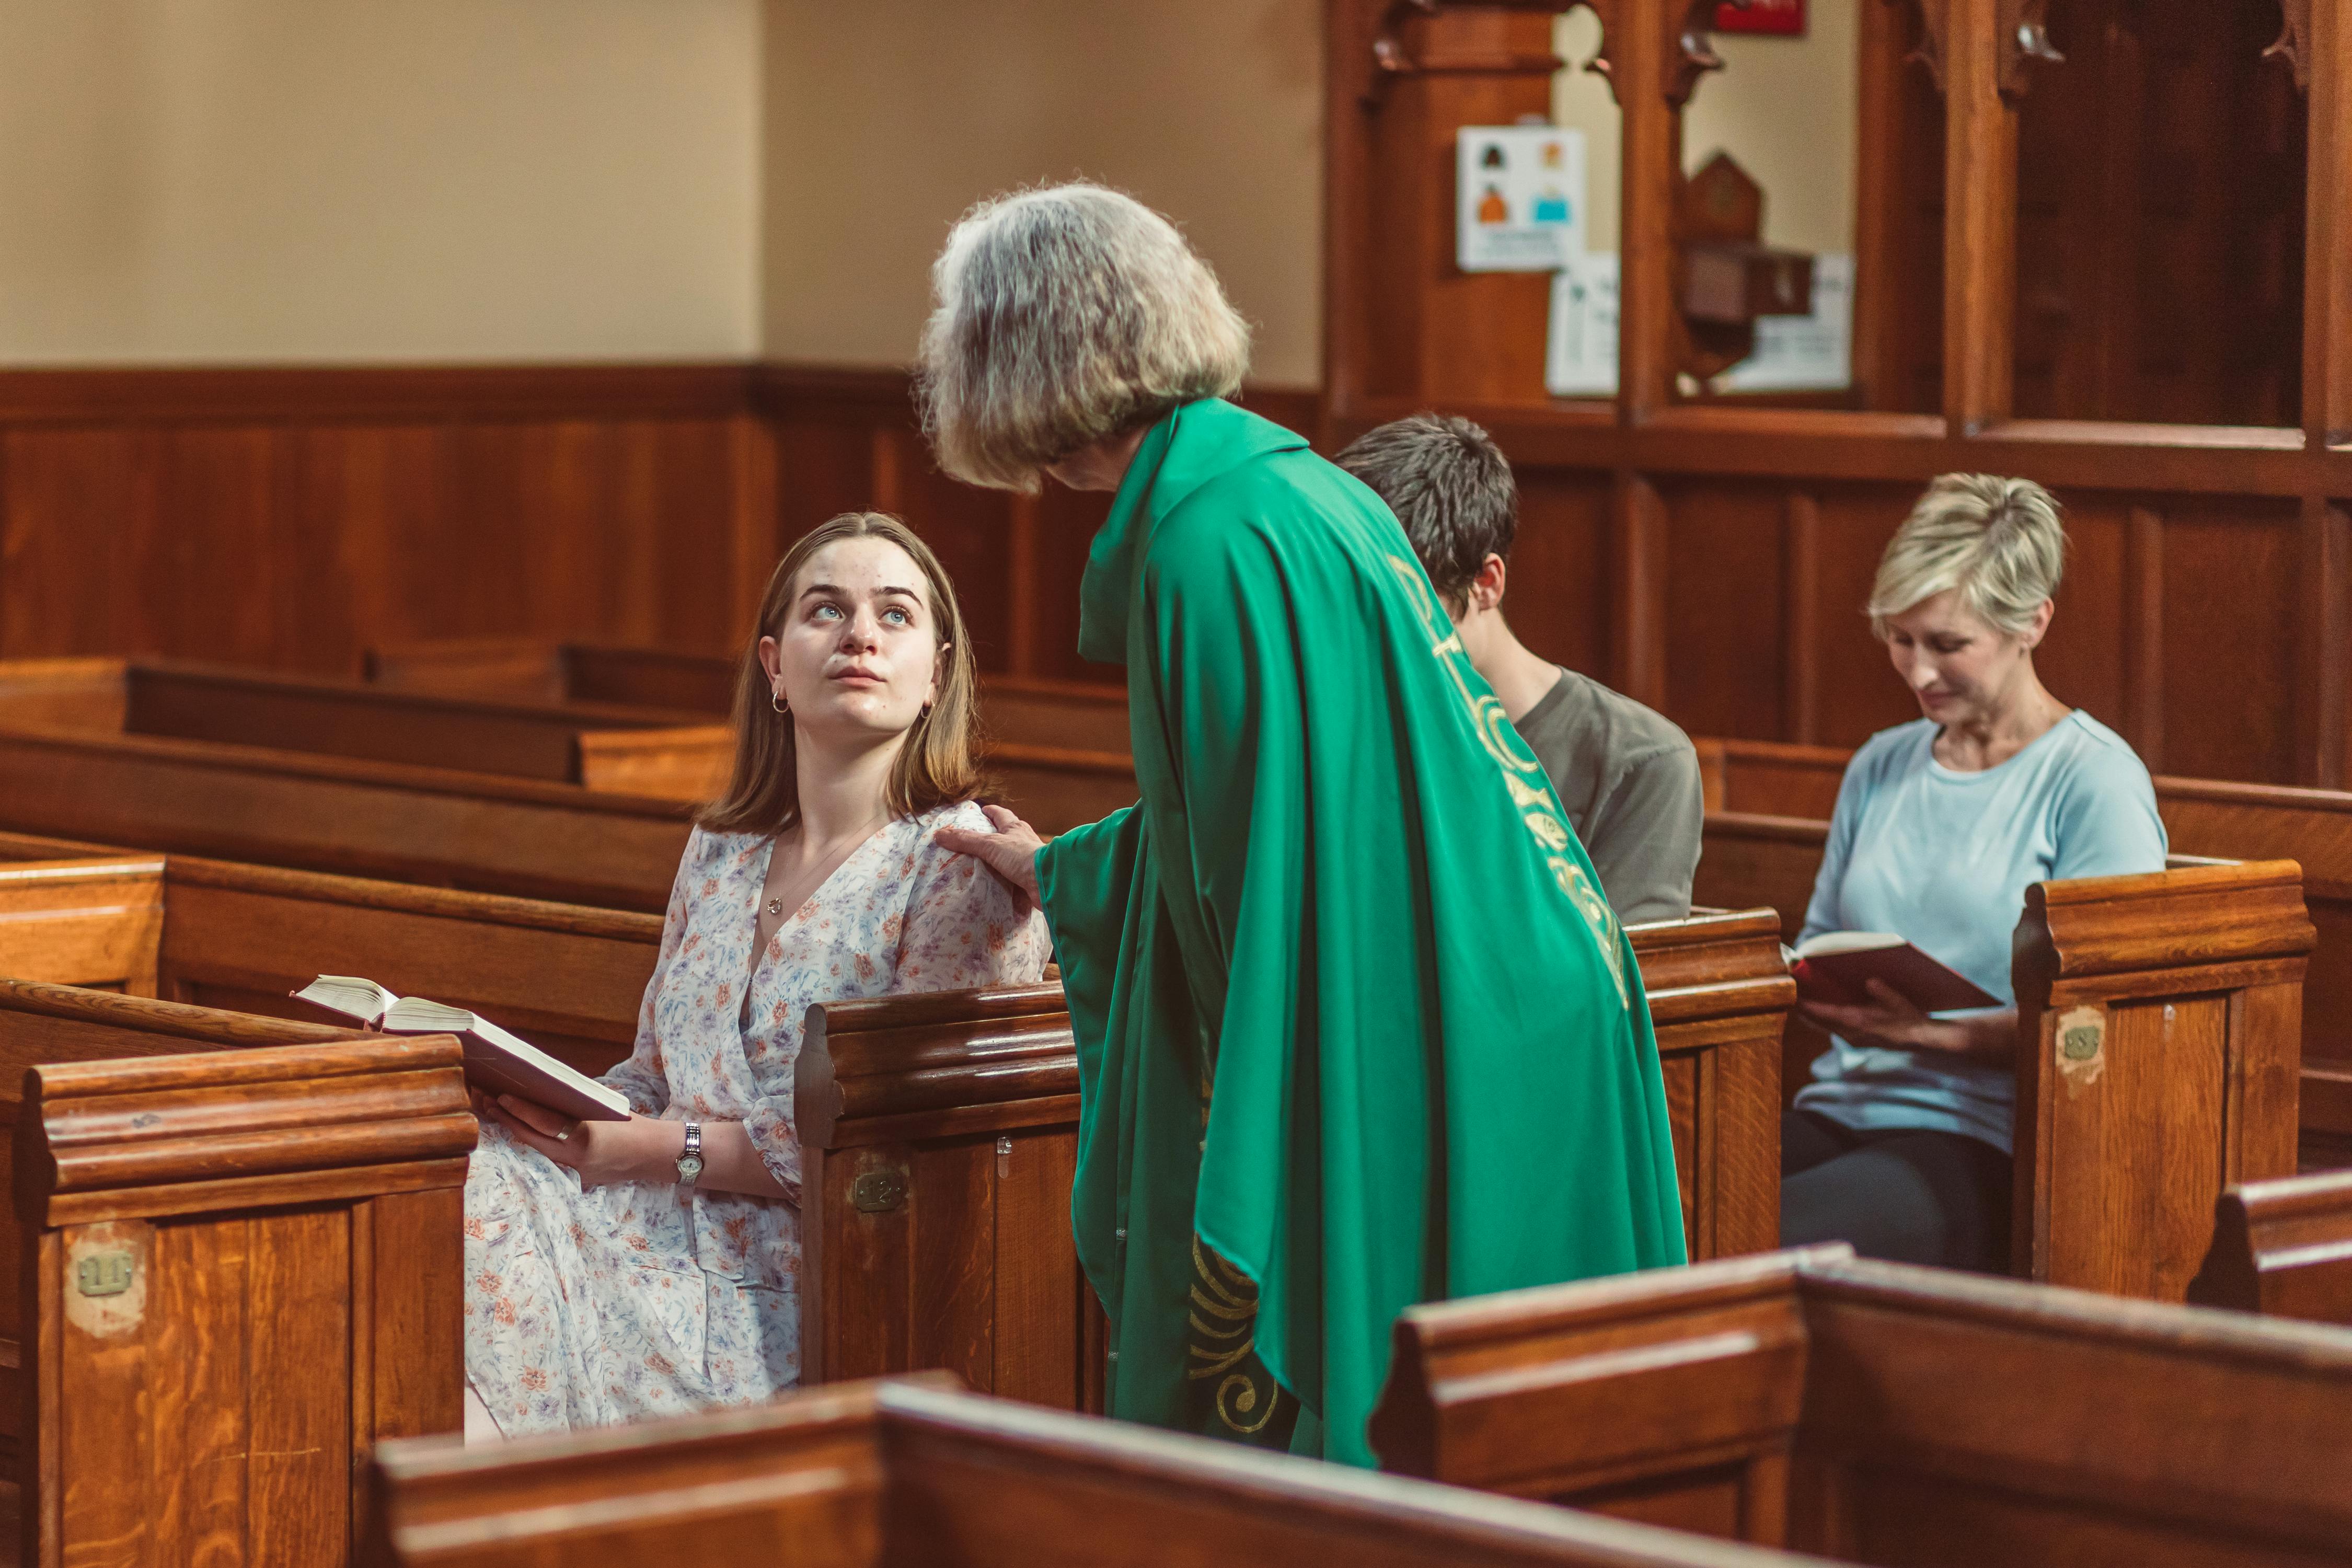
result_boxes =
[937,804,1044,909]
[476,1090,679,1189]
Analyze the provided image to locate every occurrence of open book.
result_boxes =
[1783,932,2002,1014]
[291,975,630,1123]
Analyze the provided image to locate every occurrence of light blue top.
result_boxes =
[1792,711,2167,1152]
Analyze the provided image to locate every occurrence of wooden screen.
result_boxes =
[1325,0,2352,792]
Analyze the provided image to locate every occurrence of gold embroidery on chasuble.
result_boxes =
[1382,556,1630,1006]
[1186,1238,1287,1436]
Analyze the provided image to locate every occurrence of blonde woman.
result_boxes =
[1785,476,2165,1270]
[924,184,1685,1466]
[463,513,1050,1438]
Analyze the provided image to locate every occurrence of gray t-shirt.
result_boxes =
[1513,668,1703,925]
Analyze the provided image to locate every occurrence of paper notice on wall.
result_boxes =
[1457,126,1584,273]
[1715,253,1853,392]
[1546,252,1619,397]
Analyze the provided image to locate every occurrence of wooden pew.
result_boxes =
[362,1375,1824,1568]
[0,831,663,1079]
[0,656,735,804]
[1697,736,2352,1162]
[0,724,693,912]
[1369,1245,2352,1562]
[365,639,1139,754]
[365,639,1143,830]
[0,981,472,1567]
[2189,1168,2352,1325]
[1696,834,2312,1302]
[791,911,1797,1407]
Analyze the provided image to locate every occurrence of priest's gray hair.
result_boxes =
[1869,473,2068,639]
[917,183,1252,492]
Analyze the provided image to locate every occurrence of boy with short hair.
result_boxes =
[1336,413,1703,923]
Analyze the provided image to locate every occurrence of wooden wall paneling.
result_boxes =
[2022,492,2126,733]
[1942,0,2019,432]
[2157,502,2303,783]
[1781,494,1820,744]
[1022,486,1115,684]
[2306,0,2352,444]
[1610,472,1669,705]
[1615,0,1679,421]
[2122,504,2167,769]
[1351,6,1562,404]
[1502,469,1614,681]
[1804,486,1924,747]
[1658,483,1784,741]
[2297,497,2350,788]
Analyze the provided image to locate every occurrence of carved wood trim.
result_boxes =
[2265,0,2313,92]
[1994,0,2063,97]
[1904,0,1950,90]
[1362,0,1735,110]
[1365,0,1569,103]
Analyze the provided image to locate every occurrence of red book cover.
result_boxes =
[1715,0,1805,36]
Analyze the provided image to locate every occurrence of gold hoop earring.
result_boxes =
[771,690,789,715]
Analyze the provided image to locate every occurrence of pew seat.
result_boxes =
[0,981,471,1568]
[363,1374,1826,1568]
[0,656,733,801]
[0,831,663,1078]
[1371,1244,2352,1563]
[2189,1168,2352,1325]
[792,910,1798,1408]
[1696,737,2352,1165]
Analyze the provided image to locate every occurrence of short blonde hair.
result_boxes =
[1869,474,2068,638]
[916,183,1251,492]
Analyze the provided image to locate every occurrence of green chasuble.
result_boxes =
[1036,398,1686,1468]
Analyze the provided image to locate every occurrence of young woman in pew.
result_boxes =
[463,513,1051,1439]
[1783,476,2166,1271]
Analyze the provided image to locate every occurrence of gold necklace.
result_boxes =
[765,896,785,917]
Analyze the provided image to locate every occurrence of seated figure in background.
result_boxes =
[1786,475,2165,1271]
[1336,413,1703,924]
[463,511,1050,1438]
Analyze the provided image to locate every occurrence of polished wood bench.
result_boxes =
[1697,736,2352,1163]
[366,639,1138,754]
[0,656,734,801]
[1695,838,2312,1302]
[792,910,1797,1407]
[0,982,471,1568]
[0,831,664,1078]
[362,1375,1824,1568]
[0,725,693,911]
[1370,1244,2352,1563]
[2189,1168,2352,1325]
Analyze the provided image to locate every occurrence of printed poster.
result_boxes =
[1715,253,1852,392]
[1546,253,1619,397]
[1457,126,1585,273]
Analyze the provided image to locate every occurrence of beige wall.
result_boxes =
[1552,0,1859,256]
[761,0,1324,386]
[0,0,762,363]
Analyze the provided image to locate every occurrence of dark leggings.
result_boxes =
[1780,1109,2012,1273]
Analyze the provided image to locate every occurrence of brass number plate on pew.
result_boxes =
[851,1170,908,1213]
[76,1251,135,1298]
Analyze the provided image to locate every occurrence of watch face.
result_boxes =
[677,1155,705,1184]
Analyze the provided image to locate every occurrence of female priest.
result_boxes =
[462,512,1050,1439]
[925,183,1686,1467]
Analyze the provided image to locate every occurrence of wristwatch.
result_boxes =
[676,1122,704,1190]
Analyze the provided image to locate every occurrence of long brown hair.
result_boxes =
[697,512,983,836]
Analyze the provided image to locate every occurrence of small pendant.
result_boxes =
[765,897,785,917]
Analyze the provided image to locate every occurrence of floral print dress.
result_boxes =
[463,800,1051,1437]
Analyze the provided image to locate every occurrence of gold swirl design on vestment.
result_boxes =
[1186,1239,1281,1435]
[1385,555,1629,1006]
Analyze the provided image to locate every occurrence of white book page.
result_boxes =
[1791,931,1904,959]
[291,974,399,1025]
